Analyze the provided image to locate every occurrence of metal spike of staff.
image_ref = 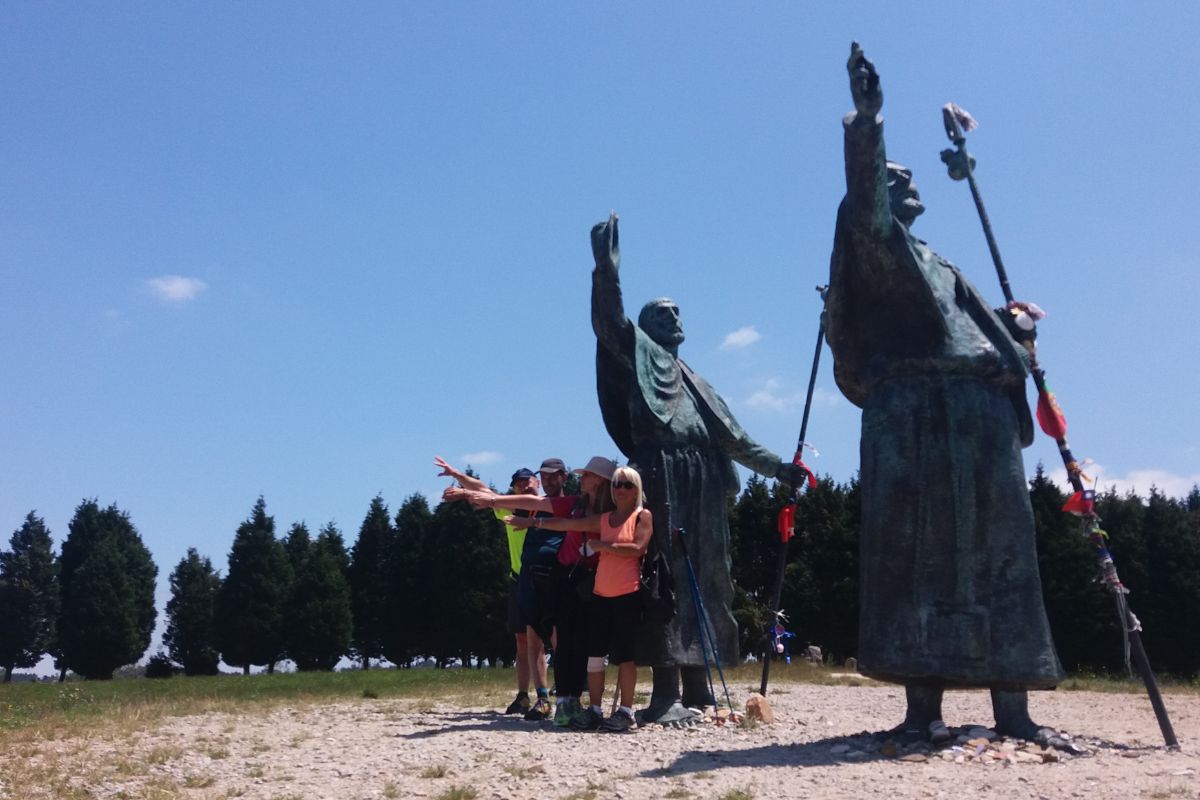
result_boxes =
[759,285,827,697]
[939,103,1178,748]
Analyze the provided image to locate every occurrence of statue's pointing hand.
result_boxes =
[591,213,620,271]
[847,41,882,119]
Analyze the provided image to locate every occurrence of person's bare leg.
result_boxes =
[587,668,605,710]
[514,631,530,694]
[617,662,637,709]
[526,626,548,691]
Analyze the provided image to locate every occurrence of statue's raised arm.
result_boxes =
[842,42,895,237]
[591,213,635,370]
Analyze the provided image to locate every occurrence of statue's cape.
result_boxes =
[596,326,749,488]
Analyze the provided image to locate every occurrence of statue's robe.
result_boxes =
[593,265,781,668]
[826,113,1064,689]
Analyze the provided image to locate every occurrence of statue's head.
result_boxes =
[638,297,685,350]
[887,161,925,227]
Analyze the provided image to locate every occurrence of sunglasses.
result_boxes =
[613,480,637,490]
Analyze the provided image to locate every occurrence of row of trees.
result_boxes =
[726,467,1200,677]
[0,503,157,680]
[3,468,1199,680]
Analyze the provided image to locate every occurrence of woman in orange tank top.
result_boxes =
[507,465,652,732]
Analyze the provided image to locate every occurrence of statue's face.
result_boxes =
[887,162,925,226]
[640,300,685,348]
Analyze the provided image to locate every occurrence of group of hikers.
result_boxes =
[436,454,651,732]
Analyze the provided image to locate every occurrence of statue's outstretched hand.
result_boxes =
[776,461,805,490]
[847,41,882,119]
[590,213,620,271]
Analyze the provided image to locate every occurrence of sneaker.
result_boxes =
[505,693,531,715]
[569,707,603,731]
[601,708,636,733]
[554,698,579,727]
[524,697,553,721]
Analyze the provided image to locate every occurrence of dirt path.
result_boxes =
[19,682,1200,800]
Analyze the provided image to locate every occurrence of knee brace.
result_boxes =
[587,656,606,673]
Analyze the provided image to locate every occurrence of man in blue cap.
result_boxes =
[436,458,546,715]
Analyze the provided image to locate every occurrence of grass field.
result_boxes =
[2,662,1194,741]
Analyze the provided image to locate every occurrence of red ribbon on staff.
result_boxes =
[1036,382,1068,439]
[777,504,795,543]
[792,454,818,491]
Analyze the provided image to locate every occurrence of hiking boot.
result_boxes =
[523,697,553,721]
[601,708,636,733]
[505,693,531,715]
[554,698,579,727]
[569,707,603,731]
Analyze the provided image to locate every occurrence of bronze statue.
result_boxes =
[825,43,1065,743]
[591,215,803,725]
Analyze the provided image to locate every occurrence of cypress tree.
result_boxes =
[215,497,291,674]
[1140,489,1200,676]
[785,475,860,662]
[164,548,222,676]
[349,496,394,669]
[1028,466,1114,672]
[386,494,432,667]
[427,495,509,666]
[57,502,157,680]
[0,512,59,681]
[728,475,782,658]
[284,522,352,671]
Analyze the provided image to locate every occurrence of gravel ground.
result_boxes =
[32,681,1200,800]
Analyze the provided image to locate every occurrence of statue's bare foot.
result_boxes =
[995,722,1087,754]
[991,689,1086,754]
[636,701,703,728]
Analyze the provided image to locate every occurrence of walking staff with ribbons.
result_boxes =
[940,104,1178,748]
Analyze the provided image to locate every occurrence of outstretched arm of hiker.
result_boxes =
[434,456,487,492]
[505,514,602,533]
[444,487,553,513]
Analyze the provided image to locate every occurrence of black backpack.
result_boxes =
[638,512,675,625]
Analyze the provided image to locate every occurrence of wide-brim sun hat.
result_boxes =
[573,456,617,482]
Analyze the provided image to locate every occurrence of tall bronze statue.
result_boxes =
[591,215,803,725]
[825,43,1065,743]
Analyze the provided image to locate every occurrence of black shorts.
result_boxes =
[517,563,558,642]
[587,592,640,665]
[506,577,525,635]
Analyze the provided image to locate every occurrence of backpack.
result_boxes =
[638,512,676,625]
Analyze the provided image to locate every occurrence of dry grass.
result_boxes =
[0,664,1192,800]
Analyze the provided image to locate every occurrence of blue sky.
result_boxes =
[3,3,1198,660]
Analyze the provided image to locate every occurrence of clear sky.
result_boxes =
[3,2,1198,660]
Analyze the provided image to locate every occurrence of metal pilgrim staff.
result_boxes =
[940,105,1179,748]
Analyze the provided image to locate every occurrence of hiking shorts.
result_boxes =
[587,591,640,665]
[517,562,558,643]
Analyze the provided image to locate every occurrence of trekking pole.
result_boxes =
[675,525,735,715]
[940,104,1178,747]
[760,286,827,697]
